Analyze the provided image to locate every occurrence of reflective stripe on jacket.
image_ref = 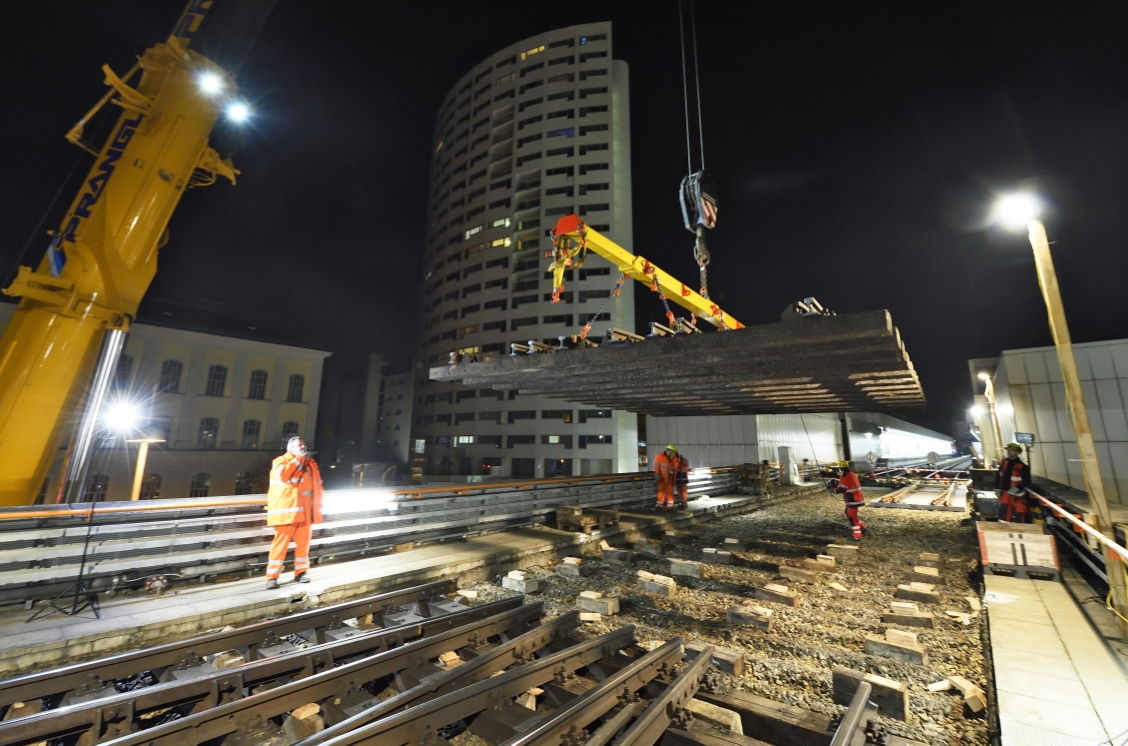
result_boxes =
[996,458,1030,494]
[836,471,865,506]
[267,453,325,526]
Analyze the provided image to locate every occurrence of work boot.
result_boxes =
[295,573,310,584]
[265,578,279,590]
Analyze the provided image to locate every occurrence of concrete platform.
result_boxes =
[985,574,1128,745]
[0,492,791,676]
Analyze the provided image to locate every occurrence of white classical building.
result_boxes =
[414,22,637,479]
[0,303,329,502]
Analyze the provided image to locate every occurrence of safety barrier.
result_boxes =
[0,468,739,606]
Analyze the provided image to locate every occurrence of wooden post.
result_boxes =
[130,440,150,501]
[1027,218,1128,631]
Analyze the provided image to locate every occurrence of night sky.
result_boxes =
[4,2,1127,435]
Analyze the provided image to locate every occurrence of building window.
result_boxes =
[248,370,269,400]
[579,434,613,448]
[542,410,574,423]
[189,473,211,498]
[114,355,133,391]
[206,365,228,397]
[281,421,301,445]
[198,418,219,450]
[579,409,613,422]
[508,435,536,448]
[511,458,535,477]
[234,471,255,495]
[139,474,162,500]
[158,360,183,393]
[83,473,110,502]
[508,410,537,424]
[287,374,305,402]
[241,419,261,450]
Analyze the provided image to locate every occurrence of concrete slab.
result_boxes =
[985,574,1128,745]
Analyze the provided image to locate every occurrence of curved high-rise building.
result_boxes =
[414,22,638,479]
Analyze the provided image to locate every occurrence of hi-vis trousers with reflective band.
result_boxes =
[266,521,311,579]
[655,480,688,510]
[844,501,866,539]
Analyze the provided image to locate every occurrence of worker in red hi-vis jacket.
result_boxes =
[833,460,867,540]
[996,442,1032,523]
[264,436,324,589]
[654,444,690,510]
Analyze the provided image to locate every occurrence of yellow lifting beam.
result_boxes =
[547,214,743,330]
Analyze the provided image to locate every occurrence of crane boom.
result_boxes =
[0,1,239,506]
[548,214,743,330]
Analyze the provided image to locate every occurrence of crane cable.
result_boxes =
[679,0,711,299]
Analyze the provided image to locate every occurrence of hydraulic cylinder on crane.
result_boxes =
[0,2,239,506]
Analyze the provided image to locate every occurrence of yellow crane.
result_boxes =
[547,214,743,334]
[0,1,242,506]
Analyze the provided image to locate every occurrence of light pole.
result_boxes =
[105,400,164,501]
[994,193,1128,631]
[125,435,165,500]
[978,372,1005,463]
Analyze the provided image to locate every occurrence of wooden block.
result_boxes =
[828,582,850,592]
[909,581,934,591]
[864,633,928,665]
[562,556,583,565]
[459,589,478,599]
[895,584,940,605]
[882,611,935,629]
[516,691,537,710]
[764,582,790,593]
[815,555,836,567]
[965,596,982,612]
[686,699,744,735]
[283,710,325,741]
[602,548,633,565]
[754,585,799,607]
[832,667,910,722]
[636,570,655,581]
[927,679,952,692]
[903,569,944,585]
[638,577,678,596]
[652,574,676,585]
[947,675,986,713]
[778,565,817,584]
[579,612,602,622]
[212,650,246,670]
[508,570,526,580]
[292,703,320,720]
[727,605,774,631]
[890,601,917,611]
[558,505,583,516]
[685,640,746,676]
[919,552,941,563]
[825,544,858,562]
[579,590,602,599]
[392,542,414,553]
[578,595,619,615]
[599,539,611,550]
[670,558,705,579]
[800,559,835,573]
[885,628,918,646]
[912,565,939,576]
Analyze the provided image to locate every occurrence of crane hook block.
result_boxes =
[679,170,718,233]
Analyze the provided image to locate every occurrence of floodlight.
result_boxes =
[104,401,141,431]
[993,194,1040,230]
[198,72,223,94]
[225,101,251,123]
[970,405,984,418]
[978,372,990,380]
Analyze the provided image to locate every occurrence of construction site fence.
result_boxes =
[0,467,739,607]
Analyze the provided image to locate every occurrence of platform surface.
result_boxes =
[0,493,765,676]
[985,574,1128,745]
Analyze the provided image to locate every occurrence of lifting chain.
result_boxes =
[693,226,710,299]
[579,272,627,340]
[643,262,677,328]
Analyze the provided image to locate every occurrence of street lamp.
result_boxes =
[977,372,1005,462]
[125,433,166,501]
[104,401,165,501]
[993,192,1128,630]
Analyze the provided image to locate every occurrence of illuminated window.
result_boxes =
[464,224,483,240]
[491,217,511,228]
[198,418,219,449]
[458,345,480,355]
[189,472,211,498]
[520,45,545,60]
[490,237,511,247]
[456,435,475,445]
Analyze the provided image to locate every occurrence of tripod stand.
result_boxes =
[27,498,100,622]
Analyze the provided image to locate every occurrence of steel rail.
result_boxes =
[297,611,584,745]
[600,644,714,746]
[312,626,649,746]
[502,639,703,746]
[0,598,527,746]
[94,601,548,746]
[0,578,457,710]
[829,681,876,746]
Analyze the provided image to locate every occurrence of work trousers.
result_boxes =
[656,481,675,510]
[266,521,312,579]
[1000,493,1029,523]
[844,502,866,540]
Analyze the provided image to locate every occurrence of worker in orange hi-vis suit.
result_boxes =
[654,445,690,510]
[265,436,324,589]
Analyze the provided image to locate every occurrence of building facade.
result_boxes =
[0,303,330,502]
[414,22,638,479]
[971,340,1128,506]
